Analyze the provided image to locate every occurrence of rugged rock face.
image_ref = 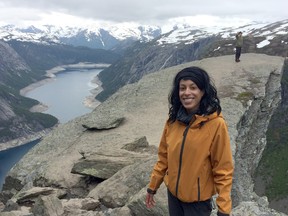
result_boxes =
[96,25,288,102]
[0,54,287,215]
[253,59,288,214]
[0,41,57,146]
[0,41,30,74]
[96,36,218,101]
[0,39,120,148]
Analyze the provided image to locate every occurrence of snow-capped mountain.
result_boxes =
[157,19,288,48]
[0,24,162,49]
[95,19,288,101]
[1,19,288,50]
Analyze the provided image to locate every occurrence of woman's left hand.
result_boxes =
[145,192,156,208]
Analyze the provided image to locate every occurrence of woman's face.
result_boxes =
[179,79,204,113]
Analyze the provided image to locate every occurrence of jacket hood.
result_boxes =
[193,111,223,128]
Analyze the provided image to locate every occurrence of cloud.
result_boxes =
[0,0,287,27]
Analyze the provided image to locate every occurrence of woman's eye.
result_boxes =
[190,85,198,90]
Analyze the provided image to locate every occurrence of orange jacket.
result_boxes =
[148,112,234,214]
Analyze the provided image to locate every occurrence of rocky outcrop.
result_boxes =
[0,41,31,74]
[96,20,288,102]
[0,41,59,145]
[0,54,287,215]
[96,36,218,101]
[0,39,120,147]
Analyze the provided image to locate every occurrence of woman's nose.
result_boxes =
[184,88,191,94]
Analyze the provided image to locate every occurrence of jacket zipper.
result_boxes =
[197,177,200,201]
[175,124,190,197]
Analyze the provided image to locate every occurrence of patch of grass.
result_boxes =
[256,134,288,199]
[236,91,254,105]
[249,78,261,84]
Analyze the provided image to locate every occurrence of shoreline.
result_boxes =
[20,62,108,112]
[0,127,55,152]
[83,75,103,109]
[0,63,107,150]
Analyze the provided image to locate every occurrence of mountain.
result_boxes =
[0,40,120,147]
[0,40,58,145]
[0,24,162,50]
[95,19,288,101]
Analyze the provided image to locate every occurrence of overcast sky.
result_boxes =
[0,0,287,27]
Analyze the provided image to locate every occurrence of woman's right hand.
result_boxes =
[145,192,156,208]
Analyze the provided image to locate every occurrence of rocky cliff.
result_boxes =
[96,36,218,101]
[0,54,287,215]
[0,40,120,149]
[0,41,58,147]
[96,20,288,102]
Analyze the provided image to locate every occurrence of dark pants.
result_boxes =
[235,47,241,61]
[167,189,212,216]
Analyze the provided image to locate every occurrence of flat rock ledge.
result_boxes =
[0,54,287,215]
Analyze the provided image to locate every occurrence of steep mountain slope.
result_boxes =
[96,19,288,102]
[96,35,219,101]
[254,59,288,213]
[0,40,120,147]
[0,41,58,144]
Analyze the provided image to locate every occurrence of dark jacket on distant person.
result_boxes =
[235,32,243,47]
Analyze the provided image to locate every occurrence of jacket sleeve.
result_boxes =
[148,121,169,191]
[210,118,234,214]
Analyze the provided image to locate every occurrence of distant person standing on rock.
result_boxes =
[235,31,243,62]
[145,66,234,216]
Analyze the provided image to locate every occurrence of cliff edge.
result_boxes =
[0,53,286,215]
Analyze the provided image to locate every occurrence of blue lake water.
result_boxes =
[26,68,102,123]
[0,139,40,190]
[0,68,102,190]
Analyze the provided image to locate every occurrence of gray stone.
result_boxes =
[2,199,18,212]
[71,159,129,179]
[88,157,156,208]
[82,117,125,131]
[121,136,150,152]
[31,195,64,216]
[14,187,66,205]
[62,197,100,211]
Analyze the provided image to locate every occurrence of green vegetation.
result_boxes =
[249,77,261,84]
[254,59,288,201]
[1,40,120,142]
[12,104,58,127]
[0,84,58,141]
[9,40,119,73]
[257,126,288,199]
[236,91,254,105]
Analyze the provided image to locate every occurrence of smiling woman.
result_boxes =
[146,66,234,216]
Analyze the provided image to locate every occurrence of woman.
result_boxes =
[146,66,234,216]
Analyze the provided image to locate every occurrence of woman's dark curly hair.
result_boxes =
[168,66,221,122]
